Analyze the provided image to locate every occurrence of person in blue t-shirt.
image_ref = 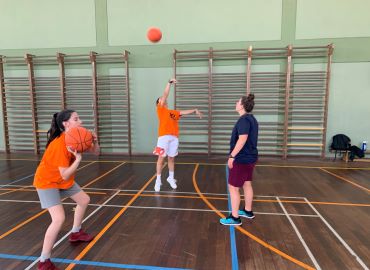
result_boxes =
[220,94,258,226]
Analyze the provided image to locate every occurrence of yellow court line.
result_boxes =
[320,168,370,193]
[118,192,227,201]
[192,163,315,270]
[0,209,48,240]
[307,201,370,207]
[82,162,126,188]
[116,192,270,202]
[1,157,370,170]
[0,158,41,161]
[64,163,167,269]
[0,158,96,163]
[1,188,368,208]
[257,164,370,170]
[79,161,98,169]
[65,165,167,270]
[0,185,34,196]
[0,188,32,192]
[0,188,106,196]
[0,161,121,240]
[85,191,107,195]
[0,161,97,197]
[0,197,69,240]
[116,193,370,207]
[159,162,370,170]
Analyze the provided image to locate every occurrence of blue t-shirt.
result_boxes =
[229,114,258,164]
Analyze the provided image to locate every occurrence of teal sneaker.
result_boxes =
[238,209,255,219]
[220,215,242,226]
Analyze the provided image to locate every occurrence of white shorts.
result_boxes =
[156,135,179,157]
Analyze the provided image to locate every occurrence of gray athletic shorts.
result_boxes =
[36,182,82,209]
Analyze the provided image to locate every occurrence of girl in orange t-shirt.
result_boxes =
[153,79,203,192]
[34,109,99,270]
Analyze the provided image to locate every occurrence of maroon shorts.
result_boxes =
[228,162,256,187]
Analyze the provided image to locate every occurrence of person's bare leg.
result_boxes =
[167,156,175,177]
[40,205,65,261]
[228,184,240,217]
[70,191,90,230]
[243,181,253,211]
[155,156,165,191]
[156,155,165,176]
[166,156,177,189]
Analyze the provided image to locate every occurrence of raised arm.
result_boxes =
[179,108,203,119]
[158,78,177,106]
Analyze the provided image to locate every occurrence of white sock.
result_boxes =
[156,175,161,182]
[40,253,50,262]
[71,226,81,233]
[168,171,174,180]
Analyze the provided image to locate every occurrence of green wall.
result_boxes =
[296,0,370,39]
[129,67,173,154]
[107,0,282,45]
[0,0,96,49]
[1,0,369,156]
[327,62,370,148]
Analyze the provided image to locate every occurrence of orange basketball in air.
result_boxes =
[65,126,93,153]
[147,27,162,43]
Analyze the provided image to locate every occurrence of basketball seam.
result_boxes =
[77,128,83,152]
[65,127,91,152]
[65,132,80,151]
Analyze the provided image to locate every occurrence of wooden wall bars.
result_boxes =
[0,51,131,155]
[173,44,334,158]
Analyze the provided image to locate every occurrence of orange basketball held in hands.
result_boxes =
[147,27,162,43]
[65,126,93,153]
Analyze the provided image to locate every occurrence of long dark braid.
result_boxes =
[46,109,75,148]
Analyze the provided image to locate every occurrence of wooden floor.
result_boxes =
[0,153,369,270]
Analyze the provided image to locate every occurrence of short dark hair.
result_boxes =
[156,97,160,105]
[241,94,255,112]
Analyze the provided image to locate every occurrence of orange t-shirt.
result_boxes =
[33,133,75,189]
[157,104,181,137]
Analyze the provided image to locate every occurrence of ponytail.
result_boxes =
[45,109,75,148]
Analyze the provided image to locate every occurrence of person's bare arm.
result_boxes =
[228,134,248,169]
[59,148,82,180]
[179,108,203,119]
[158,78,177,106]
[88,131,100,155]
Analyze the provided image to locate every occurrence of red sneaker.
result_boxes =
[38,259,59,270]
[153,146,165,156]
[69,229,94,243]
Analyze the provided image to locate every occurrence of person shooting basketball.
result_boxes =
[153,78,203,192]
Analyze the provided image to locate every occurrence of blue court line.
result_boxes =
[0,173,35,188]
[225,166,239,270]
[0,253,192,270]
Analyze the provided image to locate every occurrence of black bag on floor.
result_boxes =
[331,134,351,150]
[330,134,351,161]
[349,145,365,161]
